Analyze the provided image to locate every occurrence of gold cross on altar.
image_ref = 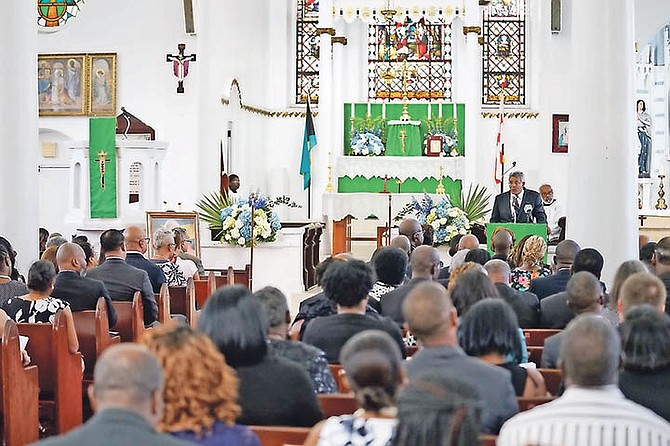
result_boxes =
[96,150,110,190]
[399,129,407,155]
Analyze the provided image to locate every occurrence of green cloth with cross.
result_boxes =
[386,122,422,156]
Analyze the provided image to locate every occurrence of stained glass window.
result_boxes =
[296,0,320,104]
[368,18,452,101]
[37,0,85,30]
[482,0,526,105]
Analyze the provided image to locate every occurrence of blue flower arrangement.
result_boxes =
[350,126,386,156]
[397,194,470,246]
[219,196,282,247]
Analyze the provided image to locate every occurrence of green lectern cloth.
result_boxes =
[386,122,422,156]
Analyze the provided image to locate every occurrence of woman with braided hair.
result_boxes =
[510,235,551,291]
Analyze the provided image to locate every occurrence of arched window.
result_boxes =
[37,0,86,31]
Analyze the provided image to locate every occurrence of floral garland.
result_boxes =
[397,194,470,246]
[218,196,282,247]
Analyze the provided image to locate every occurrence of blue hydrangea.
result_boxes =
[220,206,233,220]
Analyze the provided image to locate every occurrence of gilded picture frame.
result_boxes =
[87,53,117,116]
[146,211,201,259]
[38,53,87,116]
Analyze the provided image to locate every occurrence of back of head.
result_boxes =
[0,237,18,280]
[508,234,532,268]
[464,248,491,266]
[609,260,648,310]
[394,373,481,446]
[254,286,289,329]
[572,248,604,278]
[340,330,403,412]
[99,229,125,252]
[409,245,440,277]
[46,235,68,249]
[72,235,96,265]
[654,237,670,265]
[390,235,411,256]
[566,271,603,315]
[620,272,666,315]
[92,344,163,412]
[322,259,373,307]
[315,256,342,285]
[446,262,483,292]
[491,228,513,255]
[27,260,56,292]
[197,285,268,367]
[620,305,670,372]
[560,315,620,387]
[459,298,522,362]
[448,234,464,257]
[373,247,408,286]
[483,259,511,283]
[40,246,59,273]
[458,234,479,250]
[521,235,546,267]
[403,282,453,342]
[450,269,499,317]
[56,242,86,270]
[554,239,581,266]
[143,325,240,434]
[399,218,423,247]
[639,241,656,264]
[153,227,175,250]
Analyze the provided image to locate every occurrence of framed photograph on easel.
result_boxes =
[552,114,569,153]
[145,211,200,259]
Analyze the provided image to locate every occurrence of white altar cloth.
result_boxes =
[322,192,450,221]
[336,155,464,181]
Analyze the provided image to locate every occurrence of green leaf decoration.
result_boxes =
[194,192,231,229]
[453,184,492,222]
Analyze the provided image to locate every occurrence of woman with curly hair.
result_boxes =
[510,235,551,291]
[143,324,261,445]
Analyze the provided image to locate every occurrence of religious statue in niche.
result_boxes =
[637,99,652,178]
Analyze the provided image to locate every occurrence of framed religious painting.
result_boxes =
[87,53,117,116]
[146,211,200,259]
[552,114,569,153]
[38,54,87,116]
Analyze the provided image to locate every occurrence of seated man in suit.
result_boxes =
[539,184,566,243]
[52,243,117,328]
[124,226,166,294]
[491,171,547,224]
[398,218,424,253]
[650,237,670,316]
[528,239,581,300]
[403,281,518,434]
[490,227,514,262]
[87,229,158,327]
[36,344,190,446]
[540,248,605,329]
[484,259,539,328]
[541,271,605,368]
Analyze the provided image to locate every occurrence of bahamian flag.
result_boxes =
[300,100,317,190]
[89,117,117,218]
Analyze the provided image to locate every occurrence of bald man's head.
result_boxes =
[399,219,424,249]
[124,226,148,254]
[554,239,581,268]
[484,259,511,284]
[56,242,87,274]
[390,235,411,256]
[458,234,479,250]
[491,230,513,256]
[409,245,441,280]
[90,344,164,425]
[619,272,667,317]
[566,271,603,315]
[403,282,456,345]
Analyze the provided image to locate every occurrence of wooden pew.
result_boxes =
[538,368,563,396]
[318,393,357,418]
[479,434,497,446]
[249,425,311,446]
[193,275,214,309]
[155,284,170,324]
[527,346,543,365]
[209,265,252,289]
[327,364,351,393]
[517,396,555,412]
[18,311,83,435]
[523,329,561,347]
[72,298,121,381]
[168,278,197,327]
[110,292,145,342]
[1,320,39,445]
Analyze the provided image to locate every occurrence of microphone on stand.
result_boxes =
[502,161,517,177]
[523,204,533,223]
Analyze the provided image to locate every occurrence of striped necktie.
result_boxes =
[513,194,520,221]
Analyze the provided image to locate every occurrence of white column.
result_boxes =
[567,0,637,285]
[313,0,334,220]
[0,2,39,272]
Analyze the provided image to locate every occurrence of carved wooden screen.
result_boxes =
[482,0,526,105]
[296,0,320,104]
[368,18,452,101]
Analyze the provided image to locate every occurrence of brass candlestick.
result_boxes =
[436,154,445,194]
[656,174,667,210]
[325,164,334,193]
[638,186,643,210]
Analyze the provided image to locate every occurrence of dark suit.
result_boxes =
[380,277,429,325]
[539,291,575,329]
[405,345,518,434]
[52,271,117,328]
[490,189,547,223]
[528,268,571,300]
[35,408,190,446]
[125,252,166,294]
[494,282,540,328]
[86,257,158,326]
[541,331,564,368]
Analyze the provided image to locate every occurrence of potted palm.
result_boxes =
[195,191,231,241]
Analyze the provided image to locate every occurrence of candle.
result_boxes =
[367,103,371,116]
[351,103,355,119]
[382,103,386,119]
[452,103,457,122]
[439,103,443,118]
[427,103,431,120]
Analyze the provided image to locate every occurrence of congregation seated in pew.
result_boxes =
[0,244,28,304]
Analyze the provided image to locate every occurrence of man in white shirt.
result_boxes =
[498,315,670,446]
[228,173,240,203]
[539,184,566,243]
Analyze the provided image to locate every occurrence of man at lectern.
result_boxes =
[490,171,547,224]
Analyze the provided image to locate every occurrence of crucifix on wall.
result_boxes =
[166,43,196,93]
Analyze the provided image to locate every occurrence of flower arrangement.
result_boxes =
[350,128,385,156]
[396,194,470,246]
[423,116,459,156]
[219,196,282,247]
